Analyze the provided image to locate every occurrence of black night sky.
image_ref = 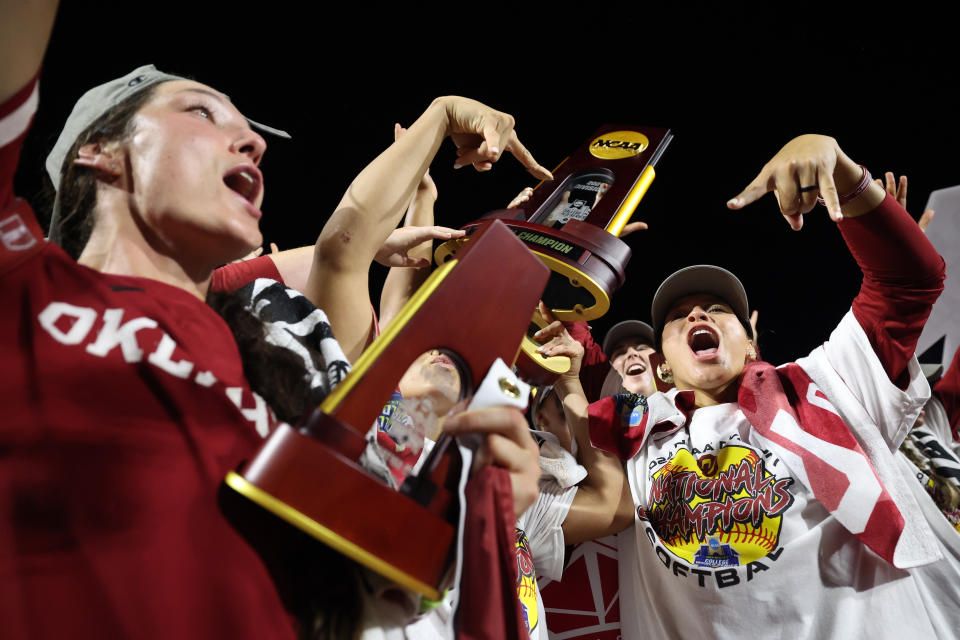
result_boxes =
[15,4,958,368]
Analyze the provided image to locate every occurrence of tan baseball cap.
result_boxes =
[651,265,751,348]
[45,64,289,244]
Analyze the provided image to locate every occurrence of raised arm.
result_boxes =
[378,123,457,330]
[299,98,551,362]
[0,0,58,105]
[728,135,945,387]
[562,320,610,403]
[535,304,635,543]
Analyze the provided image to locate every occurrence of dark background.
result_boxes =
[15,4,957,367]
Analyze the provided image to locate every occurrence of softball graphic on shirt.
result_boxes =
[514,528,539,633]
[647,446,795,566]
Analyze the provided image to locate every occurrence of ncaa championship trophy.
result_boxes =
[435,125,672,384]
[222,220,550,602]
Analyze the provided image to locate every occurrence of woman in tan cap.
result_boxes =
[0,3,550,639]
[536,133,949,638]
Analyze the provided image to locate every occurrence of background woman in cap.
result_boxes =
[0,3,550,638]
[560,318,659,402]
[541,133,948,637]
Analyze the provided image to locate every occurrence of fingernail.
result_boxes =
[453,161,465,170]
[727,198,740,207]
[489,146,499,155]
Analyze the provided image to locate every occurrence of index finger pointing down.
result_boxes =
[508,133,554,181]
[727,168,773,209]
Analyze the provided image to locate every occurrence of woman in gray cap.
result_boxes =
[0,3,549,639]
[538,133,950,638]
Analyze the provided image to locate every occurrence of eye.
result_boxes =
[708,304,729,314]
[188,104,214,121]
[666,309,687,322]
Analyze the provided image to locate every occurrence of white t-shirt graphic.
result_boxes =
[619,313,937,639]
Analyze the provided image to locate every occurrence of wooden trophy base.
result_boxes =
[224,419,456,600]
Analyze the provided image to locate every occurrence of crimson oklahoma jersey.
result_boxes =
[0,77,294,638]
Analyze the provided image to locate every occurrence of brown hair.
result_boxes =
[52,83,160,258]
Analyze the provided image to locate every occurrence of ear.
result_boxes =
[74,142,124,178]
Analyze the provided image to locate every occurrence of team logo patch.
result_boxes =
[648,446,794,566]
[514,528,539,633]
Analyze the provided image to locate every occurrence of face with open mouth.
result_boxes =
[609,336,657,397]
[109,80,268,264]
[660,293,754,400]
[535,389,573,451]
[398,349,463,419]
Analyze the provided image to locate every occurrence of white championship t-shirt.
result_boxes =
[619,313,938,639]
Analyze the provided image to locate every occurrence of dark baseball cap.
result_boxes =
[602,320,656,358]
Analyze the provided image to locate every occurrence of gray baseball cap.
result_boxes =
[45,64,290,244]
[602,320,656,358]
[650,265,751,348]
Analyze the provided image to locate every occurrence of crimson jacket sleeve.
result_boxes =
[210,255,284,292]
[839,193,946,389]
[0,75,44,278]
[566,320,611,402]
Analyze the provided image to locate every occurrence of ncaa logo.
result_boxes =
[589,130,649,159]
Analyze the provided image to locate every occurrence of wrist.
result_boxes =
[832,152,864,194]
[826,153,885,218]
[428,96,453,135]
[554,373,583,396]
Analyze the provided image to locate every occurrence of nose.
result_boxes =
[687,306,710,323]
[230,127,267,165]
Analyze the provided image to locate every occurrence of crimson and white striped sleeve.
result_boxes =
[0,75,40,210]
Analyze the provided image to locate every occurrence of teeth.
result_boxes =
[689,327,719,352]
[225,169,258,203]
